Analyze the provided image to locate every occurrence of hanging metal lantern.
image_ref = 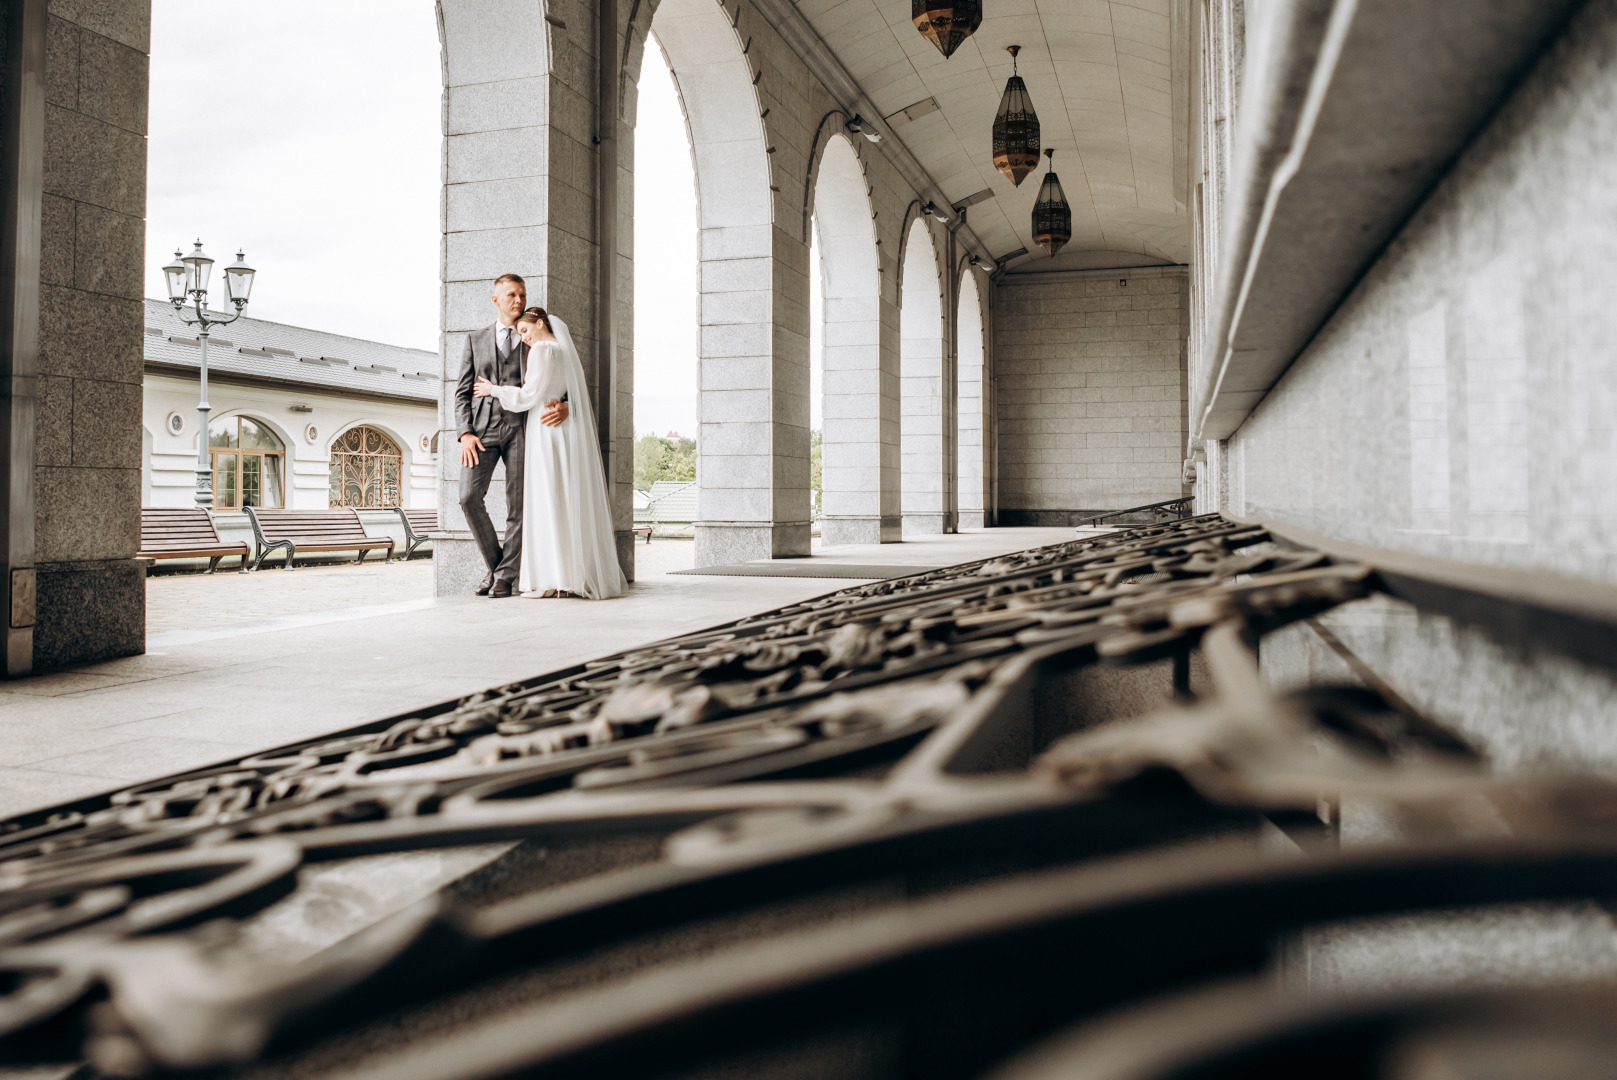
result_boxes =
[912,0,980,59]
[1031,148,1071,256]
[993,45,1040,186]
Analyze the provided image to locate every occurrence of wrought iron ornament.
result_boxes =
[993,45,1040,185]
[913,0,981,58]
[1032,147,1071,255]
[0,515,1614,1077]
[329,424,403,508]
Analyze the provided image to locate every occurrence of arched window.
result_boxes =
[329,425,402,508]
[208,416,285,509]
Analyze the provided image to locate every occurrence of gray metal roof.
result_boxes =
[143,299,439,403]
[634,480,698,523]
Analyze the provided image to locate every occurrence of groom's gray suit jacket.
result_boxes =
[455,325,528,446]
[454,325,530,583]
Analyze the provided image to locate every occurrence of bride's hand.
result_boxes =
[472,376,495,398]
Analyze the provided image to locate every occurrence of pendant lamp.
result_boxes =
[1032,149,1071,256]
[912,0,981,59]
[993,45,1040,186]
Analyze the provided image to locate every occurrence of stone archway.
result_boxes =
[646,0,810,564]
[810,130,895,545]
[899,215,949,536]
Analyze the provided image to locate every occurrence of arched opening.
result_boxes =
[957,268,989,529]
[207,415,286,510]
[811,131,894,545]
[649,0,804,563]
[900,216,948,536]
[329,425,404,509]
[631,33,699,532]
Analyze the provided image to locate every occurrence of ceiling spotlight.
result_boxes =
[922,201,949,223]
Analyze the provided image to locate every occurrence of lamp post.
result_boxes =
[164,241,256,507]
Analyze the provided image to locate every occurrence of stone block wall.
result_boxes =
[32,0,148,667]
[436,0,636,594]
[994,266,1188,524]
[1216,2,1617,773]
[1225,0,1617,584]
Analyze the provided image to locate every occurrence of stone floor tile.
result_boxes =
[0,723,147,767]
[0,529,1076,815]
[0,766,119,818]
[0,671,151,698]
[28,735,261,782]
[0,688,204,730]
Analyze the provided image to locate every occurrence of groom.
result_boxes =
[454,273,568,597]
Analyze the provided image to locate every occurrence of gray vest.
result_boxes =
[485,328,527,443]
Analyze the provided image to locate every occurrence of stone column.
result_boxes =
[899,218,949,536]
[816,133,898,546]
[650,0,809,565]
[436,0,633,594]
[22,1,149,670]
[957,266,989,529]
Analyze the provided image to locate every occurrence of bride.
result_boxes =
[473,307,627,600]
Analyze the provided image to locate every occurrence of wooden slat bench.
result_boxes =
[242,507,395,571]
[138,507,249,573]
[395,507,443,560]
[633,524,652,545]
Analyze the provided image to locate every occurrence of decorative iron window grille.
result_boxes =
[328,425,402,508]
[207,415,285,509]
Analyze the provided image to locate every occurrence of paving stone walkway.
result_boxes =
[0,529,1074,819]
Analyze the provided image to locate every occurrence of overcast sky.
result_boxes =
[146,1,704,439]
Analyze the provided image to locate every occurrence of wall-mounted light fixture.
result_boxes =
[845,114,884,144]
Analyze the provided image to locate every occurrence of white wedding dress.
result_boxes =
[489,316,627,600]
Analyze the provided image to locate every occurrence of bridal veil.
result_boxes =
[530,315,627,599]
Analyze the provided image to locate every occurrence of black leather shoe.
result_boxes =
[475,571,494,596]
[490,578,514,598]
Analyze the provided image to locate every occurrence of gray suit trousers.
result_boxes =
[458,422,524,583]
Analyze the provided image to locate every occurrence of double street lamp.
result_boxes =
[163,241,256,507]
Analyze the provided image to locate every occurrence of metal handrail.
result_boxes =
[1079,496,1194,528]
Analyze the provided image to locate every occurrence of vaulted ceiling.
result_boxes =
[792,0,1191,272]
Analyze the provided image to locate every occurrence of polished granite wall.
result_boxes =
[1229,0,1617,585]
[33,0,150,667]
[1230,1,1617,775]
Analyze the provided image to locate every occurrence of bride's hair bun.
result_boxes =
[516,306,554,333]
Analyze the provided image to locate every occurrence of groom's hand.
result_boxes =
[540,400,569,427]
[459,433,485,467]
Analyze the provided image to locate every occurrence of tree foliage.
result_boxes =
[634,432,697,491]
[810,428,823,516]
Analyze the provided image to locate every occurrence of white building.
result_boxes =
[142,300,439,515]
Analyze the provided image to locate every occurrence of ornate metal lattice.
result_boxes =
[328,424,402,509]
[1,515,1614,1078]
